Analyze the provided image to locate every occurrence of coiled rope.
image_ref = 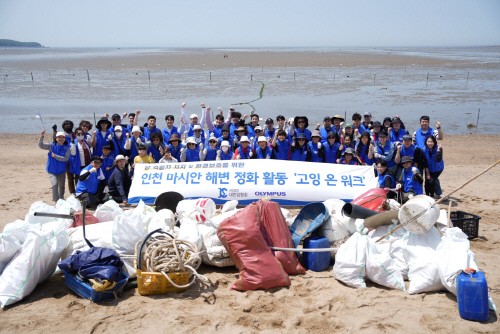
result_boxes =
[135,234,210,289]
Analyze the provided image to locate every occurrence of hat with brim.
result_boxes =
[193,124,202,131]
[332,115,345,122]
[364,112,372,117]
[344,123,353,129]
[378,131,388,137]
[254,126,262,131]
[361,131,371,138]
[327,131,336,139]
[221,140,230,147]
[91,155,104,162]
[401,156,413,164]
[190,114,198,119]
[372,121,382,128]
[343,148,355,156]
[132,125,142,134]
[186,137,197,145]
[294,116,309,128]
[111,114,121,120]
[222,124,230,133]
[311,129,321,138]
[392,117,403,124]
[296,133,309,144]
[114,155,128,162]
[234,126,248,136]
[257,136,267,143]
[97,117,112,130]
[55,131,66,138]
[403,134,412,141]
[239,136,250,143]
[114,125,123,132]
[168,134,181,143]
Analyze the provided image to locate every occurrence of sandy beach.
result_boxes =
[0,133,499,333]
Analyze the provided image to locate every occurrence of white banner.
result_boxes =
[128,160,378,206]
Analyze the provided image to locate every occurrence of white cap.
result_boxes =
[114,155,128,162]
[239,136,250,143]
[186,137,197,145]
[55,131,66,138]
[193,124,202,130]
[255,126,262,131]
[221,140,230,147]
[257,136,267,143]
[132,126,141,133]
[190,114,198,119]
[114,125,123,132]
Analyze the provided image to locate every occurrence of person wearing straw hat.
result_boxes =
[91,117,113,158]
[216,140,234,160]
[181,137,202,162]
[124,125,150,161]
[108,155,132,205]
[39,130,71,203]
[290,133,312,161]
[167,134,183,161]
[233,136,253,159]
[397,156,424,203]
[331,115,344,138]
[201,134,219,161]
[232,125,249,151]
[292,116,311,141]
[76,156,108,208]
[254,136,276,159]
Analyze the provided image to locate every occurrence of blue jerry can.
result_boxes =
[456,269,489,322]
[303,236,330,272]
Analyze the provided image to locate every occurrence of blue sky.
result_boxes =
[1,0,499,47]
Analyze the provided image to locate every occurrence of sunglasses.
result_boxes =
[209,140,217,143]
[298,121,305,124]
[194,130,201,132]
[92,161,102,165]
[188,143,196,146]
[403,161,412,164]
[81,125,89,128]
[298,139,306,141]
[113,118,120,121]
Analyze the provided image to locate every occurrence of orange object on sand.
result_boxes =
[350,188,389,211]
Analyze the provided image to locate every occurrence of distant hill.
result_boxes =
[0,39,42,47]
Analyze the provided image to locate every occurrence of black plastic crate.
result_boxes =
[450,211,481,239]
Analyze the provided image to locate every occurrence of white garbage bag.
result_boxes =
[65,195,82,212]
[0,233,22,275]
[60,221,115,261]
[24,201,58,224]
[197,210,238,267]
[176,198,216,223]
[280,208,295,228]
[365,236,406,291]
[333,229,369,288]
[0,229,69,308]
[177,218,202,250]
[403,226,444,294]
[221,200,238,213]
[3,220,40,244]
[369,224,408,279]
[94,199,124,222]
[147,209,176,234]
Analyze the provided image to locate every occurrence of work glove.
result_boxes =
[374,153,381,159]
[317,142,322,149]
[250,137,254,143]
[89,167,97,174]
[136,138,142,144]
[236,154,241,160]
[249,151,253,158]
[412,167,418,174]
[234,138,239,144]
[103,186,109,194]
[108,134,113,141]
[396,184,402,190]
[181,147,186,154]
[52,124,57,131]
[199,143,204,150]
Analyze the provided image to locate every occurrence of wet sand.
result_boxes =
[0,133,499,333]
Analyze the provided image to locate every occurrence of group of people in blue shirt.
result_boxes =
[38,103,445,207]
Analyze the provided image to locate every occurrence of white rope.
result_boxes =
[135,235,210,288]
[270,246,339,252]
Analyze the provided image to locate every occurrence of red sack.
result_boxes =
[254,200,305,275]
[217,205,291,291]
[71,211,101,228]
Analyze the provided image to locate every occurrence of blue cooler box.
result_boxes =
[457,270,489,322]
[303,236,330,272]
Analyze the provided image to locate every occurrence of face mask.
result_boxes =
[115,132,122,138]
[76,135,84,141]
[222,146,229,153]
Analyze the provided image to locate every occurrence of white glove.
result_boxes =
[236,154,241,160]
[250,137,254,142]
[103,186,109,194]
[250,109,254,115]
[108,134,113,141]
[266,154,271,159]
[288,118,294,123]
[181,147,186,154]
[199,143,204,150]
[249,151,253,158]
[217,150,221,157]
[181,139,187,146]
[136,138,142,144]
[412,167,418,174]
[217,107,223,112]
[396,184,402,190]
[89,167,97,174]
[317,142,322,149]
[234,138,239,144]
[340,121,345,128]
[374,153,381,159]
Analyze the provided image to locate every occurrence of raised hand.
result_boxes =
[317,142,322,149]
[149,152,153,157]
[40,130,45,136]
[159,146,164,155]
[207,106,211,111]
[250,109,254,115]
[136,138,142,144]
[136,110,141,116]
[436,121,441,128]
[122,112,128,118]
[126,132,130,139]
[249,151,253,158]
[199,143,204,150]
[181,147,185,154]
[180,116,184,124]
[437,144,442,150]
[412,167,418,174]
[316,123,320,129]
[217,150,221,158]
[93,130,98,136]
[339,144,344,151]
[236,154,241,160]
[398,145,402,152]
[104,113,110,118]
[200,102,205,108]
[396,183,402,190]
[182,103,186,108]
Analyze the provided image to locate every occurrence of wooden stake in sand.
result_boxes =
[466,72,469,88]
[31,72,34,87]
[476,108,480,129]
[210,72,211,81]
[86,69,90,82]
[447,201,453,229]
[375,159,500,243]
[374,74,376,84]
[426,73,429,87]
[148,70,151,87]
